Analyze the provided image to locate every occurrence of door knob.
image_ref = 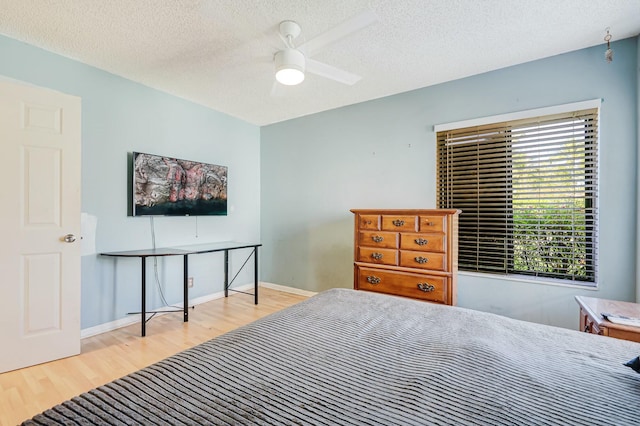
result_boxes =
[63,234,76,243]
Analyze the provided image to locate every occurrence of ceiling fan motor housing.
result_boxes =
[275,48,305,85]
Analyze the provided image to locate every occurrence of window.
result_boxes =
[437,107,598,284]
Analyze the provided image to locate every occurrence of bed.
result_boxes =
[23,289,640,425]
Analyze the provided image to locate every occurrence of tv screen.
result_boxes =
[132,152,227,216]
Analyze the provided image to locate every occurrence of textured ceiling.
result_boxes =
[1,0,639,126]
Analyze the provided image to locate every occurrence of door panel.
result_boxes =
[0,79,81,373]
[22,253,62,335]
[24,146,62,226]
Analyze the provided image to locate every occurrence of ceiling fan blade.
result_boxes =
[298,10,378,57]
[306,58,362,85]
[270,80,280,96]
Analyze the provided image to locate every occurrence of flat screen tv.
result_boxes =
[132,152,227,216]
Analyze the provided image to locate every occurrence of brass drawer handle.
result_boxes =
[366,276,381,285]
[371,252,383,260]
[415,238,428,245]
[417,283,435,292]
[424,221,435,226]
[392,219,405,226]
[415,256,429,264]
[372,236,384,243]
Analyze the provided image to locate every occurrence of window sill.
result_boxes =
[458,271,599,291]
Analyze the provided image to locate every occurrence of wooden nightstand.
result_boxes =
[575,296,640,343]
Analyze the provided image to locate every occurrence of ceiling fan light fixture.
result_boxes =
[275,48,305,85]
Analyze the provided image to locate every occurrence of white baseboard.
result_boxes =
[80,283,254,339]
[189,283,254,306]
[80,315,141,339]
[260,281,317,297]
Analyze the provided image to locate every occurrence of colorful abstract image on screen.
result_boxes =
[133,152,227,216]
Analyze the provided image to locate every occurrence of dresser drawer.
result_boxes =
[357,267,447,303]
[400,233,445,252]
[583,315,603,335]
[419,215,445,233]
[359,231,398,249]
[358,247,398,266]
[381,215,417,232]
[400,250,446,271]
[358,215,380,230]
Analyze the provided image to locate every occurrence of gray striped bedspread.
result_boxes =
[24,288,640,425]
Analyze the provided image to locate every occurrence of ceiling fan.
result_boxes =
[273,10,378,86]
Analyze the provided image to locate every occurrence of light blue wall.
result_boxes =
[637,37,640,302]
[261,37,639,330]
[0,35,261,329]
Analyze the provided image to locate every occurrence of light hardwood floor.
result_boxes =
[0,287,309,426]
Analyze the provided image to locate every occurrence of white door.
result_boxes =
[0,79,81,373]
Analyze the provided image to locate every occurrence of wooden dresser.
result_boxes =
[351,209,460,305]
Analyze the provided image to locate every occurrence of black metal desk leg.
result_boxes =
[183,255,189,323]
[254,247,259,305]
[141,257,146,337]
[224,250,229,297]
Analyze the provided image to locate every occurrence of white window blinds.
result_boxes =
[437,108,598,283]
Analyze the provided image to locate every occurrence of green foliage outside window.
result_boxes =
[512,203,589,280]
[510,139,593,281]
